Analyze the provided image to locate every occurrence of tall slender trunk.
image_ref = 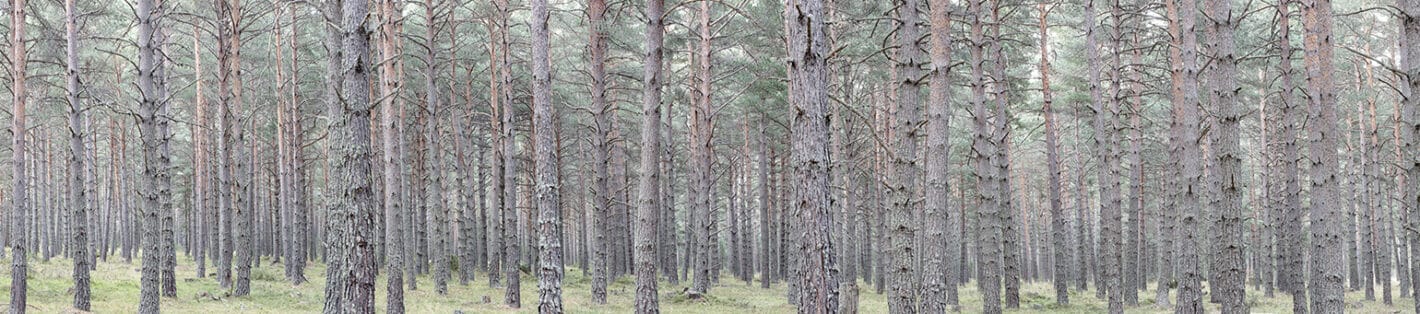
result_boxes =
[587,0,611,302]
[688,0,717,298]
[924,0,957,310]
[10,0,31,311]
[378,0,406,309]
[420,0,449,295]
[193,23,211,281]
[1401,2,1420,313]
[759,116,773,289]
[65,0,91,308]
[1400,2,1420,312]
[1272,0,1307,311]
[1038,2,1068,306]
[989,2,1020,308]
[1204,0,1245,310]
[969,0,1001,309]
[1172,0,1205,310]
[634,0,666,310]
[529,0,562,309]
[1303,0,1345,310]
[500,7,521,308]
[136,0,169,310]
[887,0,923,312]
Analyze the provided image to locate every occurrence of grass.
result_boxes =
[0,255,1410,313]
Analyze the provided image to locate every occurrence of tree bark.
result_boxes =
[322,0,378,311]
[528,0,563,310]
[1203,0,1246,310]
[989,2,1020,308]
[887,0,923,312]
[378,0,406,309]
[1401,2,1420,313]
[587,0,611,303]
[1303,0,1345,310]
[10,0,31,311]
[634,0,666,311]
[688,0,717,298]
[136,0,169,310]
[423,0,449,296]
[65,0,92,308]
[923,0,958,310]
[787,0,840,311]
[1171,0,1205,310]
[1037,2,1068,306]
[1271,0,1307,311]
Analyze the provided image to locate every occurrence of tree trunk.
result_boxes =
[1171,0,1205,310]
[136,0,169,310]
[10,0,31,311]
[923,0,958,310]
[1401,2,1420,312]
[587,0,611,302]
[423,0,450,296]
[1203,0,1246,309]
[192,22,211,281]
[787,0,840,311]
[1038,2,1068,306]
[65,0,92,308]
[1271,0,1307,311]
[888,0,923,312]
[970,0,1005,310]
[378,0,406,309]
[1303,0,1345,310]
[688,0,716,298]
[528,0,563,309]
[322,0,378,310]
[989,2,1020,308]
[760,116,773,289]
[633,0,665,311]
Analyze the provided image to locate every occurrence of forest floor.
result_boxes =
[0,255,1410,313]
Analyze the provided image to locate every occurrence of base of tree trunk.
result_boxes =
[839,283,859,314]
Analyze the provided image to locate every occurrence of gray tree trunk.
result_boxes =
[1203,0,1246,310]
[989,2,1020,308]
[1303,0,1345,310]
[378,0,406,309]
[530,0,563,309]
[969,2,1001,309]
[423,0,449,296]
[586,0,612,303]
[1270,1,1307,311]
[1037,2,1068,306]
[633,0,666,311]
[321,0,378,310]
[788,0,840,311]
[924,0,958,310]
[888,0,923,312]
[1401,2,1420,313]
[65,0,91,308]
[688,0,716,298]
[1170,0,1205,310]
[136,0,168,310]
